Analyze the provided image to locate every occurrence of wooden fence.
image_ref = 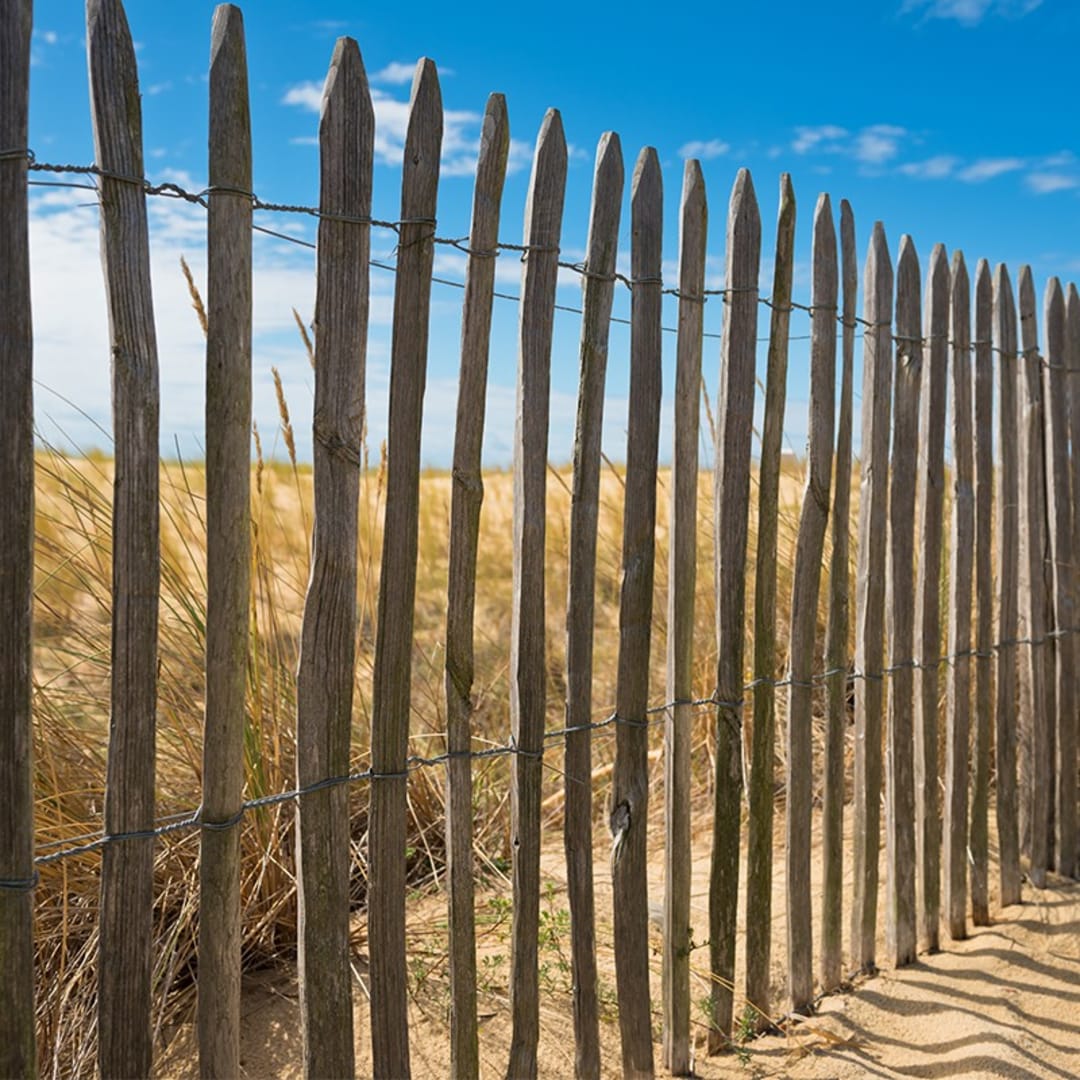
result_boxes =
[2,1,1079,1077]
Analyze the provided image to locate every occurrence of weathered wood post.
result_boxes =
[199,8,253,1076]
[709,168,760,1050]
[88,1,162,1073]
[0,2,36,1074]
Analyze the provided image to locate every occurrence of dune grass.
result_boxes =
[26,363,833,1076]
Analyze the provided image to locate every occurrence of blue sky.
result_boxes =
[25,0,1080,465]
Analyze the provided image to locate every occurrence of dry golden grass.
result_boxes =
[29,389,839,1075]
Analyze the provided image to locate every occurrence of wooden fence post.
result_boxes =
[943,252,973,942]
[1017,265,1052,887]
[915,244,949,953]
[369,59,441,1080]
[1066,282,1080,879]
[564,130,623,1080]
[507,109,567,1080]
[886,236,920,969]
[786,191,836,1014]
[199,8,252,1076]
[1042,278,1076,878]
[295,35,373,1080]
[821,200,857,991]
[611,145,662,1080]
[87,2,162,1073]
[851,223,892,973]
[745,174,795,1031]
[993,264,1022,908]
[0,2,36,1076]
[663,157,705,1077]
[709,168,760,1051]
[445,92,509,1080]
[970,259,994,926]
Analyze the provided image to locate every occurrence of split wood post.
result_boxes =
[0,2,36,1076]
[993,264,1022,907]
[611,145,662,1080]
[914,244,949,953]
[709,168,760,1052]
[506,109,567,1080]
[943,252,973,942]
[970,260,994,926]
[88,2,162,1073]
[786,192,836,1014]
[294,36,373,1080]
[821,199,857,991]
[745,174,795,1031]
[1043,278,1077,878]
[851,223,893,973]
[369,59,441,1080]
[1017,265,1052,887]
[1065,283,1080,878]
[199,8,252,1077]
[663,157,705,1078]
[445,92,509,1080]
[563,129,622,1080]
[886,236,920,969]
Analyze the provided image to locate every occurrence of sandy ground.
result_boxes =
[158,810,1080,1078]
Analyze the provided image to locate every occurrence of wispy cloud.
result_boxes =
[372,61,417,85]
[898,154,960,179]
[677,138,730,160]
[957,157,1025,181]
[792,125,848,154]
[792,123,907,166]
[283,79,530,178]
[1025,172,1078,195]
[900,0,1044,26]
[853,125,907,165]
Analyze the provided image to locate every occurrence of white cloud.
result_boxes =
[282,81,323,112]
[372,61,419,85]
[898,154,960,179]
[145,81,173,97]
[790,123,907,164]
[901,0,1043,25]
[792,125,848,154]
[957,157,1025,181]
[1025,172,1079,194]
[283,79,533,178]
[678,138,730,160]
[853,125,907,165]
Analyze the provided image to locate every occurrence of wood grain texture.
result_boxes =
[1065,282,1080,878]
[369,58,441,1080]
[821,199,857,990]
[709,168,760,1051]
[943,251,973,942]
[198,9,252,1076]
[1016,265,1051,887]
[610,145,662,1080]
[886,235,920,969]
[914,243,949,953]
[786,192,836,1014]
[851,223,893,973]
[0,2,36,1075]
[745,174,795,1031]
[663,158,705,1078]
[87,2,162,1073]
[1042,278,1076,878]
[563,129,622,1080]
[295,35,373,1080]
[507,109,567,1080]
[970,259,994,926]
[993,265,1022,907]
[444,92,509,1080]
